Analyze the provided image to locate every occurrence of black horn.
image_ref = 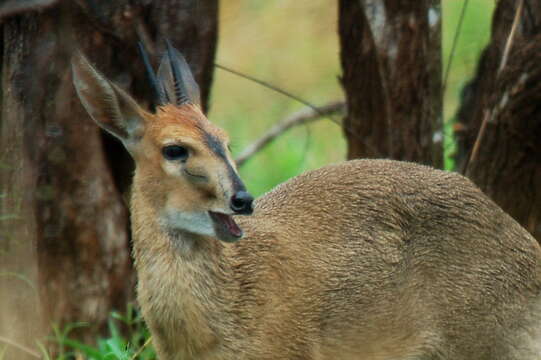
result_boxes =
[137,41,168,106]
[165,40,191,105]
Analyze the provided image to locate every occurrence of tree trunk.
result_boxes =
[338,0,442,167]
[456,0,541,242]
[0,0,217,356]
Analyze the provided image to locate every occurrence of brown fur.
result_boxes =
[132,158,541,360]
[72,54,541,360]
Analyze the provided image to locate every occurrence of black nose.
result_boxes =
[231,191,254,215]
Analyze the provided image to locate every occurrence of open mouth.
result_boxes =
[208,211,243,242]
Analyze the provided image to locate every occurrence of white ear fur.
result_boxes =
[71,51,145,145]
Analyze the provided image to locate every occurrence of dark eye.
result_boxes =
[162,145,189,161]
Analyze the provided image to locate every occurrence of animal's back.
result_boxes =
[235,159,541,359]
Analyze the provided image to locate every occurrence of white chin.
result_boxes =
[160,210,217,238]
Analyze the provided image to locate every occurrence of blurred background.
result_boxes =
[213,0,493,196]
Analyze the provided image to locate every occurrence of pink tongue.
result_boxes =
[215,213,242,237]
[225,216,242,237]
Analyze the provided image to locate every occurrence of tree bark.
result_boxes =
[456,0,541,242]
[338,0,442,167]
[0,0,217,356]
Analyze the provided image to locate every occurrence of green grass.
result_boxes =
[50,305,155,360]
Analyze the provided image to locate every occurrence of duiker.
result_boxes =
[72,43,541,360]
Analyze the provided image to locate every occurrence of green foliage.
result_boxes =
[54,305,155,360]
[442,0,495,169]
[214,0,495,190]
[213,0,345,197]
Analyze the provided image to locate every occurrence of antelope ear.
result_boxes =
[71,51,145,145]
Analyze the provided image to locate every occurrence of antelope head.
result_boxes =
[71,42,253,243]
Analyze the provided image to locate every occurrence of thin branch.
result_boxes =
[235,101,345,167]
[0,335,41,359]
[498,0,524,76]
[442,0,470,96]
[465,0,524,173]
[215,64,318,112]
[130,336,153,360]
[0,0,58,20]
[216,64,382,157]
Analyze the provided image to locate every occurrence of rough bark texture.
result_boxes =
[338,0,442,167]
[0,0,217,357]
[456,0,541,242]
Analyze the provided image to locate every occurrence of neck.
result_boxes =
[130,177,227,260]
[130,186,236,358]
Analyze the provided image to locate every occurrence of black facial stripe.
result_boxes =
[225,160,246,193]
[204,133,227,160]
[204,133,245,193]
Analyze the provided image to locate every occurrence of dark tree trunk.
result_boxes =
[338,0,442,167]
[0,0,217,357]
[456,0,541,242]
